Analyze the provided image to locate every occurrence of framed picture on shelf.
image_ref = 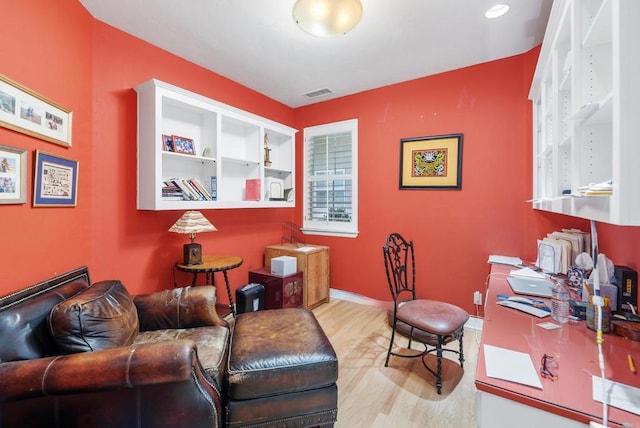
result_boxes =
[0,144,27,204]
[33,151,79,207]
[0,73,72,147]
[162,134,174,151]
[172,135,195,155]
[399,133,463,190]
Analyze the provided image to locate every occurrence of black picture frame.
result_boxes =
[399,133,463,189]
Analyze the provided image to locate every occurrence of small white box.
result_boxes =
[271,256,297,276]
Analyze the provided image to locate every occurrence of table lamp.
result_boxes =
[169,211,217,265]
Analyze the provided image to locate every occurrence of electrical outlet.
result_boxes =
[473,291,482,305]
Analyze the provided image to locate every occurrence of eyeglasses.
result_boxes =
[540,354,558,380]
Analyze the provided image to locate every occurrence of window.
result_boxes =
[302,119,358,237]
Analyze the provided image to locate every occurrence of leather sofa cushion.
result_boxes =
[134,286,223,330]
[48,280,139,354]
[134,325,229,388]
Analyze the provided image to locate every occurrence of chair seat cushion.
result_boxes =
[396,300,468,336]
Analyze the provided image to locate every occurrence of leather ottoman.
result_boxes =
[226,308,338,428]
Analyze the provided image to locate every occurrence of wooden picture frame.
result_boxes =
[399,133,463,189]
[33,151,78,207]
[0,73,72,147]
[172,135,195,155]
[0,144,27,204]
[162,134,174,151]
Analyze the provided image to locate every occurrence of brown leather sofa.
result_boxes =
[0,266,338,428]
[0,266,228,427]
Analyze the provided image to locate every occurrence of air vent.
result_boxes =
[304,88,333,99]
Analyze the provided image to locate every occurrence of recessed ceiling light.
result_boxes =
[485,3,510,19]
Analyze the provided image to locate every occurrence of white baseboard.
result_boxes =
[329,288,391,309]
[464,316,484,330]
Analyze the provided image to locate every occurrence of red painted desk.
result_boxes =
[475,264,640,428]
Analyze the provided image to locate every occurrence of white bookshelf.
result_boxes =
[135,79,297,210]
[529,0,640,225]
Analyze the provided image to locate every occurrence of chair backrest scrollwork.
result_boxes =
[383,233,416,304]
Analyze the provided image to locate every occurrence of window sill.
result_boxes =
[301,228,359,238]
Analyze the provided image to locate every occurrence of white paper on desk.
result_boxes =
[510,267,546,280]
[488,255,523,266]
[592,375,640,416]
[295,246,316,253]
[484,344,542,389]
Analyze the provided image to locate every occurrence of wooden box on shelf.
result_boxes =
[264,244,330,310]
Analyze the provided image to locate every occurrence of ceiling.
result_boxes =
[79,0,553,108]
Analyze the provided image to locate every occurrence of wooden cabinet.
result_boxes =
[135,79,296,210]
[264,244,330,309]
[529,0,640,225]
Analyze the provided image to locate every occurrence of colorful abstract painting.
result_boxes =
[412,148,448,177]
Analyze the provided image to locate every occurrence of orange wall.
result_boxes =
[0,1,94,284]
[1,1,294,297]
[1,1,639,314]
[293,50,639,313]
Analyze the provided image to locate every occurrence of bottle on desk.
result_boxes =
[552,280,571,323]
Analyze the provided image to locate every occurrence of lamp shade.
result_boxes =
[293,0,363,37]
[169,211,217,236]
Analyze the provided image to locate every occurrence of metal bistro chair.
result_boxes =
[383,233,469,394]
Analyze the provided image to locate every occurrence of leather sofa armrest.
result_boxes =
[134,286,226,330]
[0,340,204,400]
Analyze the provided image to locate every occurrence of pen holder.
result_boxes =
[586,300,611,333]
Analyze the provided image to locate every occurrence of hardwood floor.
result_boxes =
[312,298,481,428]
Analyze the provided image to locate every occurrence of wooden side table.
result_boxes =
[264,244,330,309]
[175,255,243,317]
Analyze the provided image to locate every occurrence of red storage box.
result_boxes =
[248,267,303,309]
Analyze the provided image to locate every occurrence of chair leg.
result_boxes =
[435,336,445,394]
[385,319,398,367]
[458,328,465,368]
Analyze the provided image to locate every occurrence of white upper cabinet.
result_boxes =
[529,0,640,225]
[135,79,296,210]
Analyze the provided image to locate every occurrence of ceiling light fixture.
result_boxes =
[485,3,510,19]
[293,0,363,37]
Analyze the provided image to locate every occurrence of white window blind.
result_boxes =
[302,119,358,237]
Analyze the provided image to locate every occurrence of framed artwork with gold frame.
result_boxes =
[0,74,72,147]
[399,133,463,189]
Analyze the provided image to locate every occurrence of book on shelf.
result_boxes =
[170,179,196,200]
[189,177,212,200]
[209,176,217,201]
[245,178,260,201]
[162,181,183,200]
[164,177,214,201]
